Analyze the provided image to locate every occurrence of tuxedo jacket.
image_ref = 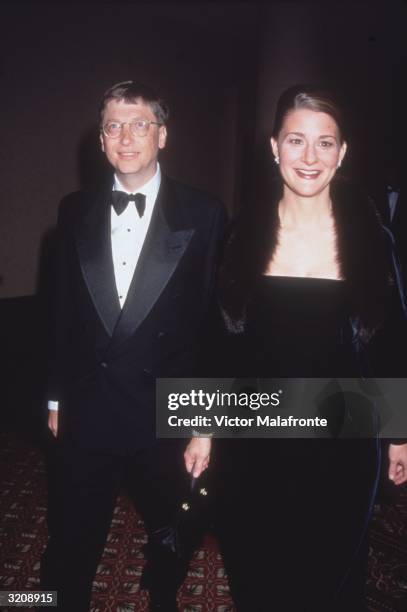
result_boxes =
[49,175,226,453]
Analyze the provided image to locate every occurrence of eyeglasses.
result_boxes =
[101,119,163,138]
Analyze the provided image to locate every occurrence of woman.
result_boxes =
[215,86,407,612]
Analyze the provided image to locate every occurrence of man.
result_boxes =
[41,80,225,612]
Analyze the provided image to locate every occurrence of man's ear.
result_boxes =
[158,125,167,150]
[100,132,105,153]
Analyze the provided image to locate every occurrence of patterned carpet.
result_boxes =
[1,431,407,612]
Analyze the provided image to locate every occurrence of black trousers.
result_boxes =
[41,438,187,612]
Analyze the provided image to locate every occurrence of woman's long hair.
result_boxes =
[219,168,282,321]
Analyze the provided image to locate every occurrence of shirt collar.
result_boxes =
[113,163,161,203]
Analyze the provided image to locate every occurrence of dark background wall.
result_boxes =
[0,1,405,300]
[254,1,407,194]
[0,3,259,298]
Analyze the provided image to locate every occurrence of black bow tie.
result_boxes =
[111,191,146,217]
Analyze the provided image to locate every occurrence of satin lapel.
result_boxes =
[109,179,194,351]
[392,193,404,229]
[74,190,121,336]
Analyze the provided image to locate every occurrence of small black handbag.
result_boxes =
[175,471,211,559]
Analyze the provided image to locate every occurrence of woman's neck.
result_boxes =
[279,190,333,229]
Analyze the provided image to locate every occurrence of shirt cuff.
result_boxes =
[48,400,59,411]
[192,429,213,438]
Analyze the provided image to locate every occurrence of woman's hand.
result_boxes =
[388,443,407,485]
[184,437,211,478]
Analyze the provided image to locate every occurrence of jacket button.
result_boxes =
[143,368,152,375]
[157,331,165,338]
[101,361,108,368]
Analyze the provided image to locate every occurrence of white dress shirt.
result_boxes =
[111,166,161,307]
[48,165,161,410]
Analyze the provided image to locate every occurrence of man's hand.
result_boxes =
[184,437,211,478]
[388,443,407,485]
[48,411,59,437]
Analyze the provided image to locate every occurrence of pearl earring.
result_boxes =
[274,156,280,165]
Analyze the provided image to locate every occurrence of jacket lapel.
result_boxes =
[74,188,121,336]
[108,177,194,351]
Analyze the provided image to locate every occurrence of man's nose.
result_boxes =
[119,123,133,145]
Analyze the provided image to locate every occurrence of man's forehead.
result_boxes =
[103,98,153,116]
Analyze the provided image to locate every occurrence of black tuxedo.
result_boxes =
[50,174,224,452]
[42,174,225,611]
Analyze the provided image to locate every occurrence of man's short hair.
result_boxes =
[99,81,169,125]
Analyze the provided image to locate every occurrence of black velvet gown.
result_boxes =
[215,276,379,612]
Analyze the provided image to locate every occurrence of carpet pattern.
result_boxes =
[367,491,407,611]
[1,432,407,611]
